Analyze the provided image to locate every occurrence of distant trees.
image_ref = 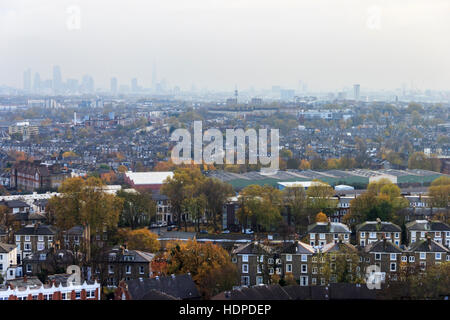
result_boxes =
[237,185,282,232]
[408,152,441,172]
[428,176,450,210]
[161,167,234,231]
[116,190,156,229]
[344,178,408,227]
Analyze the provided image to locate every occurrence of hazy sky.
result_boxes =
[1,0,450,91]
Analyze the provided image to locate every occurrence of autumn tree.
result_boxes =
[122,228,160,252]
[315,211,328,222]
[165,240,238,298]
[116,190,156,229]
[282,185,308,232]
[306,180,338,218]
[428,176,450,210]
[47,177,124,260]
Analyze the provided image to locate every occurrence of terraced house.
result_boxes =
[307,222,351,247]
[356,220,402,247]
[14,224,57,264]
[406,220,450,247]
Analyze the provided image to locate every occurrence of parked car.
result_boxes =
[167,226,173,231]
[221,229,230,234]
[243,228,254,234]
[200,230,208,234]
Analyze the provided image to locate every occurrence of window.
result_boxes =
[401,256,407,262]
[435,232,441,238]
[24,243,31,251]
[25,235,30,241]
[312,267,318,274]
[320,278,326,285]
[360,232,365,238]
[139,266,145,274]
[257,264,262,274]
[369,232,376,239]
[420,252,426,260]
[312,257,317,263]
[310,233,315,240]
[435,253,442,260]
[286,264,292,273]
[385,233,390,238]
[38,236,44,242]
[108,265,114,274]
[37,243,44,251]
[242,255,248,262]
[375,253,381,261]
[232,257,237,263]
[241,276,249,286]
[319,234,325,240]
[310,242,315,246]
[301,264,307,273]
[242,264,248,273]
[61,293,66,300]
[390,253,396,261]
[26,264,32,272]
[300,276,308,286]
[420,261,426,271]
[268,258,274,264]
[269,268,274,275]
[259,255,264,263]
[125,265,131,274]
[409,256,415,263]
[286,254,292,262]
[344,234,349,239]
[301,254,307,262]
[395,233,400,239]
[395,240,400,246]
[390,263,396,272]
[420,232,425,238]
[275,258,281,265]
[334,233,338,239]
[276,267,282,275]
[16,235,20,242]
[256,276,264,285]
[312,278,317,285]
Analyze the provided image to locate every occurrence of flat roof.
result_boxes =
[125,171,173,185]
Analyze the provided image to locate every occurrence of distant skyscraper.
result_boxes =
[53,65,62,93]
[152,63,157,89]
[81,75,94,93]
[110,77,118,94]
[353,84,360,101]
[131,78,138,92]
[33,72,41,92]
[23,68,31,92]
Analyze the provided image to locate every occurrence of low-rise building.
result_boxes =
[406,220,450,247]
[356,220,402,247]
[307,222,351,247]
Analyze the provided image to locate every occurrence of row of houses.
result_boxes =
[232,236,450,287]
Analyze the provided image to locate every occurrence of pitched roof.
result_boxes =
[126,274,200,300]
[0,242,17,253]
[307,222,351,234]
[15,224,58,236]
[356,221,401,232]
[232,242,273,255]
[322,241,357,253]
[405,220,450,232]
[280,241,315,254]
[364,239,403,253]
[407,238,449,253]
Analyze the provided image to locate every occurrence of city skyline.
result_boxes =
[1,0,450,91]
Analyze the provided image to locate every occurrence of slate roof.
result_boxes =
[307,222,351,234]
[0,242,16,253]
[212,283,376,300]
[356,221,401,233]
[363,239,403,254]
[406,220,450,232]
[126,274,200,300]
[407,238,449,253]
[15,224,58,235]
[322,241,357,253]
[0,200,30,208]
[66,225,84,235]
[232,242,273,255]
[280,241,315,254]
